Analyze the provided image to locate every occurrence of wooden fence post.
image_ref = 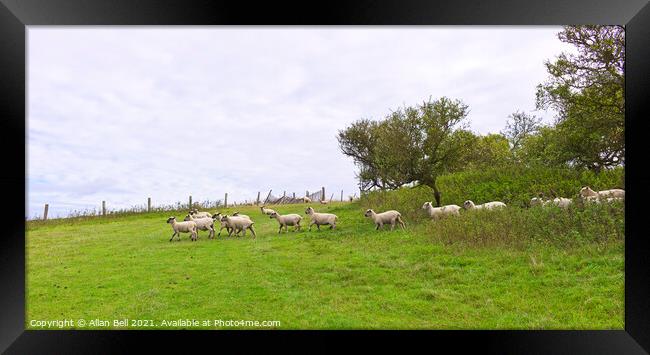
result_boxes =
[147,197,151,212]
[293,192,295,199]
[322,187,325,201]
[102,201,106,216]
[43,204,49,220]
[306,190,309,198]
[256,191,261,205]
[225,193,228,208]
[329,193,334,202]
[341,190,343,202]
[189,195,192,209]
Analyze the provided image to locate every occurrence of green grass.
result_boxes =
[26,201,623,329]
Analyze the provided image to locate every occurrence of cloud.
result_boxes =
[27,27,572,218]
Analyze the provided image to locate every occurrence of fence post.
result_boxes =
[147,197,151,212]
[264,190,272,204]
[283,191,286,198]
[322,187,325,201]
[306,190,309,198]
[102,201,106,216]
[189,195,192,209]
[329,193,334,202]
[341,190,343,202]
[224,193,228,208]
[256,191,261,205]
[293,192,295,199]
[43,204,49,220]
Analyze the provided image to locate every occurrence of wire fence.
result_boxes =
[32,186,361,221]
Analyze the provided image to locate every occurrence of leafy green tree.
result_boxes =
[338,97,473,206]
[536,25,624,171]
[501,111,543,153]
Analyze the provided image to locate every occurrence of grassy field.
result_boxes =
[26,201,624,329]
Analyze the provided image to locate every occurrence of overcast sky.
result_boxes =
[27,27,572,219]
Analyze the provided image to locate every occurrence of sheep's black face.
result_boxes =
[364,210,372,217]
[183,215,191,221]
[269,212,277,218]
[167,217,175,223]
[220,215,228,222]
[463,201,472,209]
[305,208,312,215]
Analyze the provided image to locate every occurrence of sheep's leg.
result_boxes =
[309,221,314,231]
[375,223,380,230]
[169,232,177,242]
[278,224,283,234]
[330,224,334,230]
[249,226,257,239]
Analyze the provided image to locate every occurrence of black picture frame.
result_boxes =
[1,0,648,353]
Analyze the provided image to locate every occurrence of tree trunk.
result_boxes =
[432,184,441,207]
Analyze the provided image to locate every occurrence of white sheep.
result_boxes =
[319,200,328,205]
[260,205,276,215]
[190,209,212,218]
[269,211,303,233]
[232,212,251,219]
[421,202,461,219]
[166,216,198,242]
[530,197,573,209]
[463,200,507,210]
[579,186,625,200]
[302,196,312,203]
[212,213,232,237]
[184,214,215,239]
[304,206,338,231]
[363,209,405,231]
[220,215,257,238]
[584,195,624,204]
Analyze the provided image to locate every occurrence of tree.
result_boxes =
[501,111,543,153]
[338,97,472,206]
[535,25,624,171]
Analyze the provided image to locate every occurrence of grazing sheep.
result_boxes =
[304,206,338,231]
[530,197,573,209]
[421,202,461,219]
[184,214,215,239]
[363,209,405,231]
[319,200,328,205]
[579,186,625,200]
[269,212,303,233]
[220,215,257,238]
[260,206,276,215]
[302,196,312,203]
[166,217,198,242]
[463,200,507,210]
[190,209,212,218]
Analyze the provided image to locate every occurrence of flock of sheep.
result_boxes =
[165,185,624,241]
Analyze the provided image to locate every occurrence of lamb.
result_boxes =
[166,216,198,242]
[260,206,276,215]
[183,214,215,239]
[530,197,573,209]
[579,186,625,200]
[189,208,212,218]
[269,211,303,233]
[463,200,507,210]
[219,215,257,238]
[421,202,461,219]
[302,196,312,203]
[363,209,405,231]
[304,206,338,231]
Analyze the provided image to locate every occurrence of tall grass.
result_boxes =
[361,166,624,248]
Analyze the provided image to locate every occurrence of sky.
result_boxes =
[27,27,573,219]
